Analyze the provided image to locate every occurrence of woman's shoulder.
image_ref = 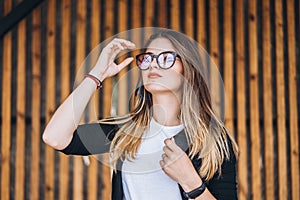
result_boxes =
[77,121,124,140]
[59,121,124,155]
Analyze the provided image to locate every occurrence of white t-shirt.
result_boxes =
[122,118,184,200]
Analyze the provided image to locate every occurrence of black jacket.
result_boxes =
[60,123,238,200]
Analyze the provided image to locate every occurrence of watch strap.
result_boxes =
[183,182,206,199]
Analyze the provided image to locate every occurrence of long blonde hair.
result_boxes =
[101,29,238,181]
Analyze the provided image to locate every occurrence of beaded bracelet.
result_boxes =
[85,74,103,89]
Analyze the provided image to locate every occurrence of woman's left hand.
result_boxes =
[160,138,203,192]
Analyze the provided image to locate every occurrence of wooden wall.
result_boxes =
[0,0,299,199]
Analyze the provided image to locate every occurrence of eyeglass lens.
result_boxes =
[136,52,177,70]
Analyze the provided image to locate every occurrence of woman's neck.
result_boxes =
[151,92,181,126]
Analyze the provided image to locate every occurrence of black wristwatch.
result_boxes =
[183,182,206,199]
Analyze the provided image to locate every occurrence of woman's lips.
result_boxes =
[148,72,162,78]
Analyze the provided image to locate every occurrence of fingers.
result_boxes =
[164,138,180,153]
[160,153,169,167]
[106,39,135,65]
[159,160,165,168]
[160,138,185,167]
[105,38,135,53]
[163,145,173,155]
[117,57,134,71]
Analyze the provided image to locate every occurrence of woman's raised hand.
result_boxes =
[91,38,136,81]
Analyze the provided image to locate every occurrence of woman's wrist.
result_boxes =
[85,74,103,89]
[180,175,203,192]
[97,72,106,82]
[88,70,106,83]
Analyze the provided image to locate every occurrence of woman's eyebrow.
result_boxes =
[145,51,154,54]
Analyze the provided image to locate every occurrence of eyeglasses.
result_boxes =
[135,51,181,70]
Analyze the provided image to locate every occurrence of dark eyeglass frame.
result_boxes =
[135,51,181,70]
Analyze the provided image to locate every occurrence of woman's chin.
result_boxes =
[144,84,181,96]
[144,82,167,91]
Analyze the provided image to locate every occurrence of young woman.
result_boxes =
[43,29,238,200]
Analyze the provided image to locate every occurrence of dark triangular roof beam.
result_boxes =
[0,0,45,38]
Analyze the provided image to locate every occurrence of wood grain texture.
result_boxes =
[196,0,206,48]
[248,0,262,199]
[15,13,26,200]
[275,0,288,199]
[286,1,299,199]
[59,0,71,199]
[73,0,86,200]
[30,6,42,200]
[209,0,222,121]
[262,1,275,199]
[223,0,234,137]
[158,0,167,27]
[184,0,193,38]
[170,0,180,31]
[235,0,248,199]
[1,0,12,199]
[87,1,101,200]
[102,1,114,199]
[44,0,56,199]
[117,0,128,116]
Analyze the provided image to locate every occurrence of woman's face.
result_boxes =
[141,38,184,96]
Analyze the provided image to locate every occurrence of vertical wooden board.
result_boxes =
[140,7,154,57]
[209,0,222,124]
[248,0,262,199]
[117,0,128,116]
[91,0,100,52]
[144,0,154,27]
[86,0,100,122]
[58,152,70,200]
[60,0,71,100]
[158,0,167,27]
[30,7,41,200]
[275,1,288,199]
[102,0,114,117]
[209,0,219,65]
[286,1,299,199]
[184,0,193,38]
[196,0,209,123]
[87,0,100,200]
[75,0,86,75]
[196,0,209,87]
[87,157,98,200]
[45,0,56,199]
[196,0,206,49]
[59,0,71,199]
[1,0,12,199]
[15,15,26,200]
[170,0,180,31]
[223,0,234,136]
[102,1,114,199]
[235,0,248,199]
[262,1,275,199]
[131,0,141,92]
[73,0,86,200]
[73,157,83,200]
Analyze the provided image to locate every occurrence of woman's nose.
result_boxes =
[149,57,159,69]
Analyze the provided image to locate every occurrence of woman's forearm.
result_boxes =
[42,76,101,150]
